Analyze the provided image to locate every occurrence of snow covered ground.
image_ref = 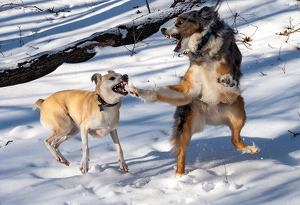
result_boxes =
[1,0,300,204]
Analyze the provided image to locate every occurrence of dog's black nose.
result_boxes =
[161,28,166,34]
[121,74,128,81]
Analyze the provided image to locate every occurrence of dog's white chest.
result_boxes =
[190,63,220,104]
[88,109,119,138]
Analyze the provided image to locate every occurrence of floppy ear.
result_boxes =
[91,73,102,85]
[108,70,115,74]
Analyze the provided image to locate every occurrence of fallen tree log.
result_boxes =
[0,1,205,87]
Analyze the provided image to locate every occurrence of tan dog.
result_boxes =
[33,71,129,174]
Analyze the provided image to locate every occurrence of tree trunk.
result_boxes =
[0,1,205,87]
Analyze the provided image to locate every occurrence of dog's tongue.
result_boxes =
[117,87,128,95]
[174,38,182,52]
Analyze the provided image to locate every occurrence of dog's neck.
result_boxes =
[192,25,214,57]
[96,93,118,111]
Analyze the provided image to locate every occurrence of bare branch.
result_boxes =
[0,3,43,11]
[288,130,300,138]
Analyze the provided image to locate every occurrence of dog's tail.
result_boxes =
[33,99,44,110]
[170,104,192,155]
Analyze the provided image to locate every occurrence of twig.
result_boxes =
[226,0,250,32]
[272,61,287,74]
[223,163,229,183]
[131,20,136,56]
[215,0,221,7]
[17,26,24,47]
[124,20,146,56]
[236,25,258,50]
[84,2,90,11]
[278,43,283,60]
[282,62,286,73]
[288,130,300,138]
[260,72,267,76]
[5,140,13,146]
[276,17,300,43]
[27,45,39,50]
[0,3,43,11]
[171,0,185,8]
[145,0,151,13]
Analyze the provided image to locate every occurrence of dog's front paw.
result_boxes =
[118,159,129,172]
[79,159,89,175]
[218,74,237,87]
[242,142,260,154]
[127,85,139,97]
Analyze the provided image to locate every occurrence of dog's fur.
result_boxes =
[128,6,260,176]
[33,71,129,174]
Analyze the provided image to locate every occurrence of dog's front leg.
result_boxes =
[110,129,128,172]
[128,85,194,106]
[80,127,90,175]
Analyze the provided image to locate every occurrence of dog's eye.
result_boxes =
[109,77,116,80]
[176,19,185,27]
[178,20,184,24]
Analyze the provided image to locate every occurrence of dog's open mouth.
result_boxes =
[164,34,183,52]
[112,80,128,95]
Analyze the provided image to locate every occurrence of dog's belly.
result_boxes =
[193,100,227,127]
[89,128,112,138]
[88,114,119,138]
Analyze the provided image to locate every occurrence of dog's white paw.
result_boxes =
[79,159,89,175]
[55,156,70,166]
[218,74,237,87]
[242,142,260,154]
[118,159,129,173]
[127,85,139,97]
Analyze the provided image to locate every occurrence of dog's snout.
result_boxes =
[161,28,166,34]
[121,74,128,82]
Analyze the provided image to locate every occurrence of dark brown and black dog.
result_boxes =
[128,6,259,176]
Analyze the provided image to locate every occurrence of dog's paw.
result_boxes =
[242,142,260,154]
[118,159,129,173]
[127,85,139,97]
[79,159,89,175]
[55,156,70,166]
[217,74,237,87]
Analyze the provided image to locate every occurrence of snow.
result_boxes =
[1,0,300,204]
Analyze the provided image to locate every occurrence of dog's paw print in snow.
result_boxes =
[228,182,243,190]
[202,181,215,192]
[131,178,151,188]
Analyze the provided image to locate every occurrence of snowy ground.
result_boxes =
[1,0,300,204]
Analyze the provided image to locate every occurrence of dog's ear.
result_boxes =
[198,6,217,22]
[108,70,115,74]
[91,73,102,85]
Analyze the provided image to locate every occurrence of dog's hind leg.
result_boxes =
[226,96,260,154]
[45,130,72,166]
[42,109,77,166]
[51,126,80,166]
[171,104,194,176]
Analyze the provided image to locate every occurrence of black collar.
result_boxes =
[193,25,214,57]
[96,94,118,111]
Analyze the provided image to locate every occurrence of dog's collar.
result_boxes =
[96,94,118,111]
[193,25,214,57]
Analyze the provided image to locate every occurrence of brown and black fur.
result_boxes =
[128,6,259,176]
